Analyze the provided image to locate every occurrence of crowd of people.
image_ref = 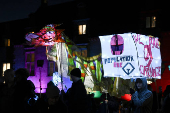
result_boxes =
[0,67,170,113]
[0,68,36,113]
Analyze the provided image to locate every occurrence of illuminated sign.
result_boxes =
[132,33,161,79]
[99,33,161,79]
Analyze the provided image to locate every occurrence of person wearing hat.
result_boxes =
[35,81,68,113]
[62,68,88,113]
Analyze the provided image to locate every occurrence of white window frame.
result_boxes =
[78,24,86,35]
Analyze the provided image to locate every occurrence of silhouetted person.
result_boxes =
[13,68,35,113]
[97,93,119,113]
[0,76,4,112]
[161,85,170,113]
[148,84,162,113]
[62,68,88,113]
[130,77,153,113]
[108,96,119,113]
[35,82,68,113]
[47,80,55,87]
[0,69,16,113]
[87,93,97,113]
[0,76,4,93]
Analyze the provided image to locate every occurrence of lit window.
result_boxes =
[146,17,150,28]
[79,24,86,35]
[146,16,156,28]
[26,52,35,76]
[151,16,156,28]
[2,63,10,76]
[5,39,10,47]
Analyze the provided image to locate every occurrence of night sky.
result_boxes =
[0,0,165,23]
[0,0,74,23]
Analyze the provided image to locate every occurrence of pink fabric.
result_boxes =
[110,35,124,55]
[110,35,124,45]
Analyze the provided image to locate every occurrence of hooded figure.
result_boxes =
[131,77,153,113]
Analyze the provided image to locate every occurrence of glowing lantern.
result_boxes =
[99,33,161,79]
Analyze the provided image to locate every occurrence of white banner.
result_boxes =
[99,33,161,79]
[132,33,161,79]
